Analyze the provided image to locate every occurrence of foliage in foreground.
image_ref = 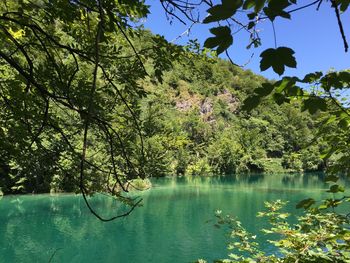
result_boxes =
[198,199,350,263]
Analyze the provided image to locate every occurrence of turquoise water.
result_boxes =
[0,173,348,262]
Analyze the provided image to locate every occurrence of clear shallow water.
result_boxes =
[0,173,348,263]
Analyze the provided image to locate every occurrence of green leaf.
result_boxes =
[327,184,345,193]
[254,0,266,12]
[243,0,255,9]
[203,0,243,23]
[302,97,327,114]
[203,6,233,23]
[247,12,257,19]
[260,47,296,75]
[241,95,261,111]
[285,85,303,96]
[321,72,344,91]
[320,147,336,159]
[204,26,233,54]
[336,0,350,12]
[243,0,266,12]
[273,93,290,105]
[254,82,275,96]
[247,21,255,30]
[274,77,297,92]
[263,0,292,21]
[279,11,291,19]
[318,204,328,210]
[296,198,315,209]
[339,117,350,129]
[279,47,297,68]
[325,174,339,183]
[338,71,350,82]
[209,26,229,35]
[302,72,323,83]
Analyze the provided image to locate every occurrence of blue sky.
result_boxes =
[143,1,350,80]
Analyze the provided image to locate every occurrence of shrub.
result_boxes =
[198,199,350,262]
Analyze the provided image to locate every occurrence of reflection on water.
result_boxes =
[0,173,348,263]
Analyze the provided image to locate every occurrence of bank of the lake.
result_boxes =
[0,173,348,263]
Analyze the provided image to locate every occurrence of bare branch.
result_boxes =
[331,0,349,52]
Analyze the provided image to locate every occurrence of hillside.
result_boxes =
[0,30,327,195]
[140,49,325,177]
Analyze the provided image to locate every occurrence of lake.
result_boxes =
[0,173,348,262]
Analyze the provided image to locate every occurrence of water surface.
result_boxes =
[0,173,348,262]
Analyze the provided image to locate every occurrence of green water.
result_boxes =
[0,173,348,262]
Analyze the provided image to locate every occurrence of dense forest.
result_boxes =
[0,0,350,262]
[0,28,329,195]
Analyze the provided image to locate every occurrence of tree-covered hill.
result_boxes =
[0,28,329,195]
[140,43,326,178]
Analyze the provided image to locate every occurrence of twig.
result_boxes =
[331,0,349,52]
[112,17,148,76]
[271,21,277,48]
[79,0,105,220]
[29,98,49,148]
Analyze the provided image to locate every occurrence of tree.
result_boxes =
[0,0,186,220]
